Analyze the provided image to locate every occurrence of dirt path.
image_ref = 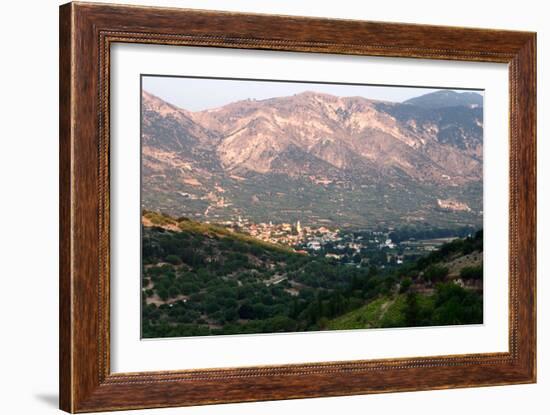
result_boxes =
[145,293,189,306]
[378,297,396,322]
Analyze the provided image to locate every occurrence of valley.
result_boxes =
[141,212,483,338]
[140,85,484,338]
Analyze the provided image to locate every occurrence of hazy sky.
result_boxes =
[142,75,482,112]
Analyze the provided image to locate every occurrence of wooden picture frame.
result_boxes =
[59,2,536,412]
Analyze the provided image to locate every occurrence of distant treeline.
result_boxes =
[385,225,478,244]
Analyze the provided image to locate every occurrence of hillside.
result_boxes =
[328,230,483,330]
[141,89,483,229]
[403,90,483,109]
[141,213,483,338]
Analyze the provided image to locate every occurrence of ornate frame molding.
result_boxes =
[60,2,536,412]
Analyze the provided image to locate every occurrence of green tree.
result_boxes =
[460,265,483,280]
[422,265,449,283]
[165,254,181,265]
[405,292,419,326]
[400,277,413,293]
[432,283,483,325]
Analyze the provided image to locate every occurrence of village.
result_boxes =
[213,216,457,268]
[219,216,339,248]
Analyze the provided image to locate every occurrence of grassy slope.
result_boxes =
[176,218,295,254]
[327,294,435,330]
[327,297,390,330]
[143,210,295,254]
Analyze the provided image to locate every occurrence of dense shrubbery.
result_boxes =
[460,265,483,280]
[415,230,482,270]
[141,218,483,338]
[403,283,483,327]
[422,265,449,283]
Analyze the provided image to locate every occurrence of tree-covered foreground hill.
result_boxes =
[141,212,483,338]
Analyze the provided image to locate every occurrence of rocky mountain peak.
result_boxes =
[140,88,483,228]
[403,90,483,109]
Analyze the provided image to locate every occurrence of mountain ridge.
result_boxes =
[141,89,483,229]
[403,90,483,109]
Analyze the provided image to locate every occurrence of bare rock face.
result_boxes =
[437,199,472,212]
[141,89,483,229]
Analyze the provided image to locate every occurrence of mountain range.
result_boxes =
[141,88,483,230]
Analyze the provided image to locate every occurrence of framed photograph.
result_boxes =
[59,2,536,412]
